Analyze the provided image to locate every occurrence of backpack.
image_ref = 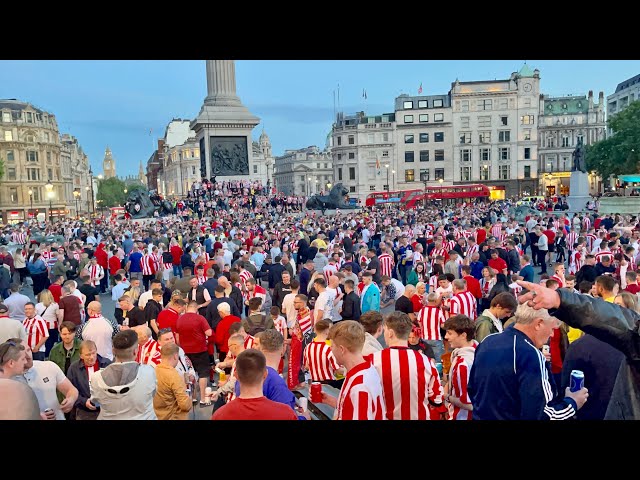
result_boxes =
[246,312,268,336]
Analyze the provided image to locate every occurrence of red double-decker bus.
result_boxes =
[365,184,490,208]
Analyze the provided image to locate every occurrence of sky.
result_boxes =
[2,60,640,177]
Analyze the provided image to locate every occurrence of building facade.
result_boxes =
[102,147,116,178]
[538,91,606,196]
[330,111,395,201]
[60,134,92,217]
[0,99,72,222]
[450,65,540,198]
[161,138,200,197]
[394,94,453,190]
[274,146,333,196]
[146,141,163,191]
[607,74,640,137]
[250,130,274,188]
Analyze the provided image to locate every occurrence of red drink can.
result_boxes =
[310,382,322,403]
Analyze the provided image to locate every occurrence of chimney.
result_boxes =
[599,91,604,105]
[588,90,594,109]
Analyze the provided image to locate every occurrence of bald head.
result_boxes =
[328,275,340,289]
[0,379,41,420]
[404,285,416,298]
[87,301,102,316]
[131,325,151,343]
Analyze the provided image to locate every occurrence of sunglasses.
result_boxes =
[157,328,173,336]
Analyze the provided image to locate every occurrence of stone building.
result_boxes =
[607,73,640,137]
[102,146,116,178]
[274,146,333,196]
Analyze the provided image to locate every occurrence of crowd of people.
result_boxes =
[1,179,640,420]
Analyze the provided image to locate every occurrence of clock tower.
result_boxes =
[103,146,116,179]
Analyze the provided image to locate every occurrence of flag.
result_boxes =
[149,128,153,136]
[376,157,381,175]
[362,88,367,100]
[418,83,423,94]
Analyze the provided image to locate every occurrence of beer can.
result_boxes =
[310,382,322,403]
[297,397,308,412]
[542,345,550,355]
[219,372,227,382]
[570,370,584,392]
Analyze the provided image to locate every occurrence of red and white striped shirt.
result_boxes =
[12,232,27,244]
[23,316,48,353]
[430,247,448,266]
[428,274,440,293]
[550,275,564,288]
[239,269,253,289]
[449,350,474,420]
[334,360,385,420]
[595,251,613,264]
[323,263,338,284]
[196,274,207,285]
[140,254,157,275]
[566,232,579,250]
[466,244,479,260]
[378,253,394,278]
[491,224,503,238]
[247,284,267,306]
[445,240,456,252]
[244,335,255,350]
[273,315,287,338]
[369,346,433,420]
[304,341,340,381]
[582,217,591,232]
[89,264,104,287]
[137,338,161,366]
[569,250,583,275]
[509,283,523,299]
[296,309,312,336]
[449,291,477,319]
[417,305,446,341]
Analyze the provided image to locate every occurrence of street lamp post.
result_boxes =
[423,176,428,208]
[73,189,81,219]
[439,178,444,205]
[307,176,312,197]
[45,180,54,222]
[28,189,33,220]
[385,164,390,192]
[88,166,96,216]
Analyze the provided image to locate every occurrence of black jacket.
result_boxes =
[341,291,361,321]
[206,296,241,330]
[0,266,10,289]
[144,299,163,335]
[552,290,640,419]
[297,239,310,263]
[576,264,598,285]
[66,356,112,412]
[228,286,244,316]
[505,248,520,274]
[202,277,219,298]
[268,264,286,290]
[272,282,293,310]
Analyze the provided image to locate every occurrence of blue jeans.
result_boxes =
[425,340,444,364]
[173,265,183,278]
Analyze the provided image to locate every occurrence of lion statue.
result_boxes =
[306,183,357,210]
[509,204,539,222]
[125,189,173,218]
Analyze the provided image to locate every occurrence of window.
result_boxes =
[404,115,414,124]
[370,185,376,191]
[460,166,471,181]
[348,135,354,145]
[405,151,414,162]
[9,187,18,203]
[405,134,414,144]
[499,131,511,142]
[338,168,342,181]
[434,113,444,122]
[337,136,342,146]
[499,147,510,160]
[435,150,445,161]
[561,156,570,171]
[382,150,389,157]
[420,168,429,181]
[548,137,555,148]
[460,117,470,129]
[44,132,49,142]
[324,163,328,168]
[461,100,469,112]
[524,165,531,178]
[419,114,429,123]
[460,149,471,162]
[498,98,508,109]
[6,150,14,162]
[420,150,429,162]
[46,152,51,163]
[499,165,510,180]
[435,168,444,180]
[317,163,321,169]
[524,129,531,141]
[577,134,584,144]
[405,169,415,182]
[48,168,53,180]
[480,164,491,181]
[337,154,342,161]
[403,101,413,109]
[479,131,491,143]
[382,133,389,142]
[2,112,10,123]
[562,136,570,147]
[300,175,305,182]
[27,168,40,181]
[418,100,428,108]
[348,153,355,159]
[521,115,534,125]
[478,116,491,128]
[524,147,531,160]
[349,186,356,193]
[477,99,492,111]
[27,151,38,162]
[433,99,443,108]
[434,132,444,142]
[419,133,429,143]
[253,165,258,174]
[4,131,12,141]
[7,167,16,180]
[500,116,508,126]
[480,148,491,161]
[32,187,41,202]
[459,132,471,144]
[349,167,356,180]
[367,134,375,144]
[26,112,33,123]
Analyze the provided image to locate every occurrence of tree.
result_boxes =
[126,183,147,195]
[97,177,127,207]
[586,100,640,181]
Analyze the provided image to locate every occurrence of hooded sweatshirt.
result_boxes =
[90,361,157,420]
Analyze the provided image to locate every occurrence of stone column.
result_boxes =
[204,60,241,107]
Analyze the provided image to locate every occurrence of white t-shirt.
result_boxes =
[20,360,67,420]
[390,278,405,299]
[281,292,298,328]
[81,316,116,361]
[326,287,342,322]
[315,290,335,322]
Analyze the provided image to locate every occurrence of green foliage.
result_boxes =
[126,183,147,195]
[586,100,640,180]
[97,177,127,207]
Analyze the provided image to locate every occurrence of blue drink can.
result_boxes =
[435,362,443,376]
[570,370,584,392]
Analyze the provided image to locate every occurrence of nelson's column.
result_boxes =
[190,60,260,181]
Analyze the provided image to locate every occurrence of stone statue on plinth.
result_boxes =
[572,138,587,173]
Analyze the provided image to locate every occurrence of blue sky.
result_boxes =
[2,60,640,177]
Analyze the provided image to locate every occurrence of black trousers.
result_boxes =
[537,251,548,274]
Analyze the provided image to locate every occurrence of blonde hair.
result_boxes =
[38,289,54,307]
[328,320,365,354]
